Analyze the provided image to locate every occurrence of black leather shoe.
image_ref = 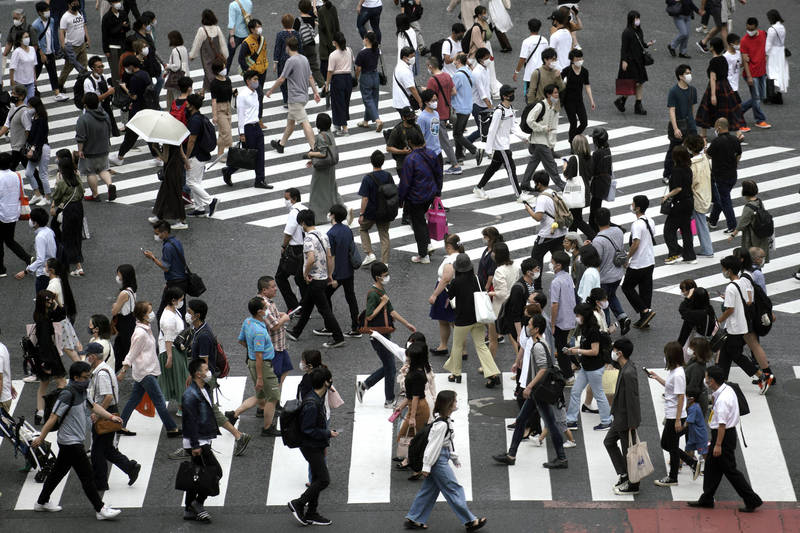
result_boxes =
[687,500,714,509]
[254,182,274,189]
[581,404,599,414]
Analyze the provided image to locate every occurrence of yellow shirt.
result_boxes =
[242,35,268,74]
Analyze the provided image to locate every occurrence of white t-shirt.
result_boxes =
[397,29,417,63]
[158,308,186,354]
[0,342,12,403]
[471,63,491,106]
[549,28,572,70]
[362,0,382,7]
[723,277,753,335]
[442,37,462,76]
[283,202,306,245]
[84,73,103,96]
[10,46,37,85]
[60,10,86,47]
[534,191,567,239]
[519,35,548,81]
[437,253,458,281]
[629,217,656,269]
[723,50,742,92]
[392,60,415,109]
[664,367,687,419]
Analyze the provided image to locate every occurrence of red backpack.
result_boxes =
[214,338,230,378]
[170,99,188,125]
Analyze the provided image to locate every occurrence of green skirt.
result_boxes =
[158,348,190,404]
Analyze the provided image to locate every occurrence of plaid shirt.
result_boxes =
[398,147,443,205]
[261,296,286,351]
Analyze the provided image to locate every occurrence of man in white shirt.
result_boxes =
[0,152,31,277]
[222,69,266,188]
[521,84,563,192]
[392,46,421,114]
[84,56,120,138]
[524,170,567,291]
[622,195,657,329]
[688,365,762,512]
[276,187,307,313]
[466,47,492,145]
[548,11,573,71]
[15,206,56,294]
[441,23,465,77]
[0,340,17,411]
[716,255,759,381]
[723,33,742,93]
[514,18,548,99]
[58,0,89,92]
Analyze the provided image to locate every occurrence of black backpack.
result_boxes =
[745,202,774,238]
[369,172,399,222]
[73,72,96,110]
[197,114,218,154]
[407,417,450,473]
[429,38,446,68]
[461,24,481,55]
[519,101,546,134]
[740,272,774,336]
[0,90,10,126]
[42,387,75,430]
[280,397,315,449]
[726,382,750,416]
[143,84,159,110]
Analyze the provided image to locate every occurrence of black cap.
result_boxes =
[81,342,105,356]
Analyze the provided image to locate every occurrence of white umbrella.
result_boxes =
[125,109,189,146]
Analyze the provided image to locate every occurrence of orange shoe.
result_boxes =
[739,126,751,133]
[755,121,772,129]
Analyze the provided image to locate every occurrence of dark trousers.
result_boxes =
[601,280,627,321]
[256,71,267,118]
[226,35,245,71]
[664,213,696,261]
[226,123,265,183]
[514,378,542,435]
[35,52,60,92]
[477,149,520,196]
[530,236,563,290]
[407,200,432,258]
[10,150,26,171]
[365,338,396,402]
[299,446,330,513]
[563,99,587,145]
[709,179,737,231]
[118,124,159,159]
[508,396,539,456]
[554,326,574,379]
[35,274,50,293]
[453,112,476,159]
[292,279,344,342]
[38,443,104,512]
[621,265,654,315]
[356,5,383,43]
[661,418,695,479]
[0,220,29,272]
[276,245,307,311]
[183,444,222,509]
[494,29,512,51]
[91,426,135,490]
[588,196,604,233]
[536,398,566,460]
[663,137,682,179]
[101,99,120,137]
[466,104,489,143]
[718,333,758,380]
[277,59,288,105]
[156,278,189,324]
[325,276,360,332]
[699,429,762,507]
[604,426,639,489]
[569,208,594,239]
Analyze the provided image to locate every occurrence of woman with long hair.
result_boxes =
[614,10,654,115]
[24,96,51,208]
[50,149,85,276]
[112,264,138,373]
[394,342,433,475]
[325,32,353,136]
[563,134,594,238]
[765,9,789,104]
[151,142,188,229]
[45,257,81,363]
[32,290,67,425]
[355,31,383,132]
[478,227,503,359]
[87,313,115,370]
[188,9,228,96]
[588,128,612,233]
[157,286,190,408]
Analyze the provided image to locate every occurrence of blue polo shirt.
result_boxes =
[161,236,187,282]
[452,67,473,115]
[238,317,274,361]
[327,222,355,281]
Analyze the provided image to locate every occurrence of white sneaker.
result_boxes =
[361,253,376,267]
[563,440,577,448]
[532,437,545,447]
[171,222,189,230]
[23,374,39,383]
[32,195,49,206]
[411,255,430,264]
[147,216,159,224]
[473,186,488,199]
[96,505,121,520]
[153,159,164,167]
[34,502,62,512]
[53,93,69,102]
[108,155,123,166]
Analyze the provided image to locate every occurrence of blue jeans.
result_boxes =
[741,75,767,123]
[670,15,691,54]
[406,448,475,525]
[693,210,714,255]
[600,280,627,322]
[566,367,611,425]
[709,179,737,231]
[536,398,566,459]
[365,338,396,402]
[357,6,383,43]
[360,71,380,122]
[120,374,178,431]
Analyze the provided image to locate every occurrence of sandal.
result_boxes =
[447,374,462,384]
[404,519,428,529]
[357,120,370,128]
[465,517,488,531]
[395,462,410,470]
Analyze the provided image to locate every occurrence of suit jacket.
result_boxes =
[610,361,640,430]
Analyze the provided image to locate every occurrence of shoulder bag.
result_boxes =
[394,72,420,111]
[473,274,496,324]
[234,0,252,24]
[164,48,185,90]
[175,455,222,496]
[635,31,654,66]
[348,48,358,88]
[532,342,566,405]
[93,368,123,435]
[358,289,395,335]
[598,234,628,267]
[626,430,655,483]
[202,27,226,65]
[167,239,206,297]
[378,52,387,86]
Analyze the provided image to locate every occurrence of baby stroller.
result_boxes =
[0,406,57,483]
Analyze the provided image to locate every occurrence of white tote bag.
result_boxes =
[473,275,497,324]
[605,176,618,202]
[563,178,585,209]
[626,431,655,483]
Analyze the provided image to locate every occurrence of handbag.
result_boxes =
[635,32,655,66]
[660,187,673,215]
[665,0,683,16]
[426,197,448,241]
[227,142,258,170]
[605,178,617,202]
[112,82,131,109]
[776,29,791,57]
[93,369,122,434]
[473,275,497,324]
[532,343,566,405]
[626,431,655,483]
[164,48,185,90]
[167,239,206,297]
[615,78,636,96]
[358,290,396,335]
[348,48,359,88]
[175,457,221,496]
[562,178,585,209]
[378,53,387,86]
[17,173,30,221]
[396,426,414,458]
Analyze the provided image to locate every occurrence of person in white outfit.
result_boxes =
[765,9,789,103]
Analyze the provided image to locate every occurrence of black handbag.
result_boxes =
[660,199,673,216]
[636,32,654,66]
[378,54,387,86]
[186,267,207,297]
[112,83,131,110]
[227,142,258,170]
[279,244,303,275]
[175,459,221,496]
[532,343,566,405]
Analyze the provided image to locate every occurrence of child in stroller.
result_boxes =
[0,406,57,482]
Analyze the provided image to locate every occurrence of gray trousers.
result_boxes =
[410,21,425,48]
[438,124,458,167]
[522,143,564,191]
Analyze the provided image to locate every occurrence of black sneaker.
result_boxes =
[706,216,718,229]
[288,499,308,525]
[667,44,676,57]
[208,198,219,217]
[581,404,599,414]
[654,476,678,487]
[614,481,640,495]
[254,182,274,189]
[224,410,238,425]
[696,40,709,53]
[343,330,363,338]
[261,427,282,437]
[639,310,656,328]
[613,97,626,112]
[313,328,333,336]
[475,148,485,166]
[492,453,516,465]
[186,209,207,217]
[305,511,331,526]
[631,317,646,329]
[620,317,632,336]
[107,184,117,201]
[566,422,579,431]
[127,461,141,486]
[323,339,346,349]
[222,167,233,186]
[233,432,252,456]
[270,139,285,153]
[542,458,568,469]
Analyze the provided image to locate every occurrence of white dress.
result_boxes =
[766,23,790,93]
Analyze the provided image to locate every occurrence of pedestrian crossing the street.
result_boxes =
[1,369,797,513]
[5,54,799,314]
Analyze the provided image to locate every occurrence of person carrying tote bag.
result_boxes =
[473,274,496,324]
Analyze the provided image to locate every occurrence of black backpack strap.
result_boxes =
[524,37,543,66]
[597,234,621,254]
[431,74,450,109]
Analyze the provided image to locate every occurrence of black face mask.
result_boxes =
[507,95,515,102]
[70,4,80,12]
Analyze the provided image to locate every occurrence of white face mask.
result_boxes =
[142,47,149,56]
[549,96,559,105]
[299,361,308,372]
[147,310,156,323]
[634,19,641,27]
[116,275,122,285]
[176,299,184,309]
[219,68,227,77]
[153,233,161,242]
[576,316,583,325]
[285,199,293,209]
[125,67,134,74]
[734,45,740,51]
[599,300,609,309]
[407,56,416,66]
[12,19,22,27]
[256,27,263,35]
[42,11,50,19]
[683,73,693,84]
[533,270,541,280]
[429,101,438,110]
[29,219,36,228]
[382,275,390,284]
[687,347,695,357]
[611,351,620,362]
[574,60,584,68]
[112,3,122,10]
[630,205,636,214]
[203,370,213,383]
[22,37,30,46]
[747,30,758,37]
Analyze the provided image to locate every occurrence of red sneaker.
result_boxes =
[755,121,772,129]
[739,126,751,133]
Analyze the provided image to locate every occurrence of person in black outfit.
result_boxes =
[133,14,164,106]
[289,367,338,527]
[662,145,696,264]
[111,56,157,164]
[32,290,67,422]
[677,283,716,347]
[101,1,130,84]
[561,49,594,144]
[613,10,654,115]
[562,134,594,238]
[706,117,741,232]
[588,128,612,233]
